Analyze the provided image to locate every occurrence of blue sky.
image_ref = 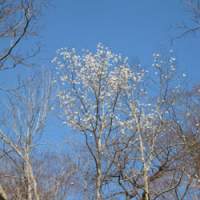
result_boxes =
[1,0,200,151]
[1,0,199,86]
[37,0,200,83]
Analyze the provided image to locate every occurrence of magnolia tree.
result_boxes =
[105,53,187,200]
[53,44,195,200]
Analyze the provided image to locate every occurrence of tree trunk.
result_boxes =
[96,137,102,200]
[24,152,40,200]
[0,186,7,200]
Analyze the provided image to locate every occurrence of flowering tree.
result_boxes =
[53,44,146,199]
[53,44,192,200]
[105,52,188,200]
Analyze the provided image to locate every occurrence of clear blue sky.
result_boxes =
[1,0,199,85]
[0,0,200,151]
[38,0,200,82]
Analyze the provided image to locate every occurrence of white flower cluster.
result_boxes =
[152,50,177,80]
[109,67,134,91]
[52,44,148,132]
[53,44,176,146]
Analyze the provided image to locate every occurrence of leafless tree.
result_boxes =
[0,0,47,70]
[0,1,49,197]
[176,0,200,38]
[0,72,51,200]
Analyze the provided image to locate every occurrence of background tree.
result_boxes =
[0,0,47,70]
[176,0,200,38]
[0,0,49,198]
[0,72,51,200]
[168,84,200,199]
